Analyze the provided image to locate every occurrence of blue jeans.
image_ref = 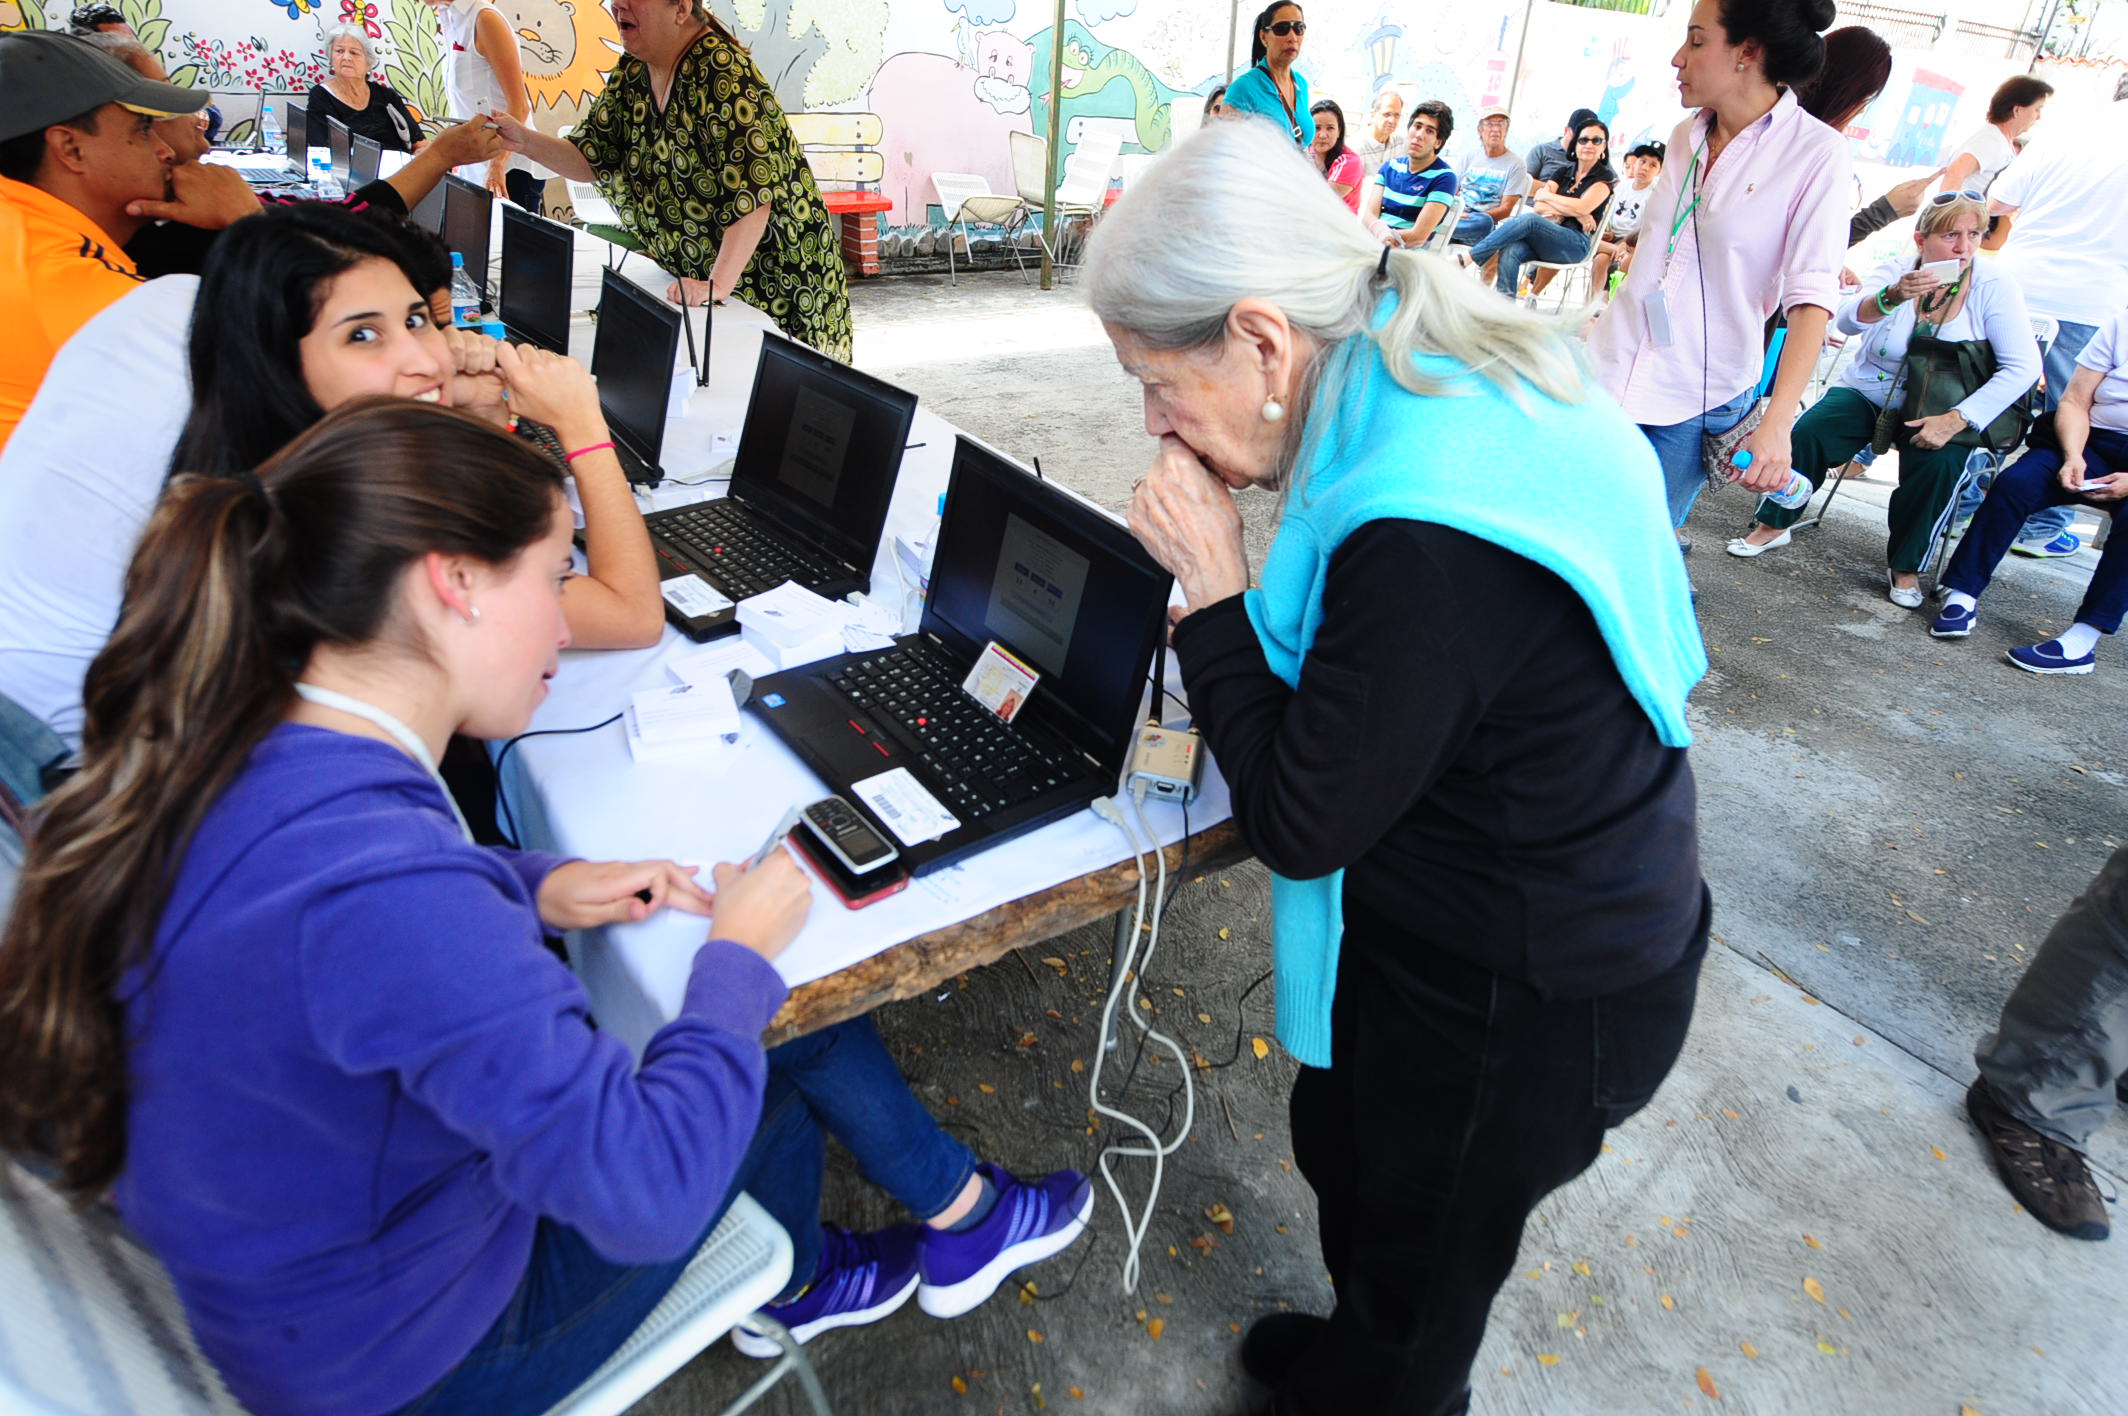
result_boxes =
[1467,212,1593,295]
[1639,387,1759,528]
[1941,428,2128,634]
[395,1016,974,1414]
[1958,319,2097,540]
[1451,210,1494,246]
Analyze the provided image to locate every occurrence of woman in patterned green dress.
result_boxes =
[486,0,852,360]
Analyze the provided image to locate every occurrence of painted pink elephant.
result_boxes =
[866,50,1032,226]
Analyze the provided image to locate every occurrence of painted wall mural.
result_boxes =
[1,0,2108,244]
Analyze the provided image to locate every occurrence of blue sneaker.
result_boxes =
[1929,602,1977,638]
[916,1164,1093,1318]
[732,1223,921,1357]
[2010,531,2082,558]
[2005,639,2096,675]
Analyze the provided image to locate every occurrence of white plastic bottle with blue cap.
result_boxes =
[448,253,482,330]
[1733,448,1813,510]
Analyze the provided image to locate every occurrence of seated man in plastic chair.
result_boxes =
[1929,308,2128,674]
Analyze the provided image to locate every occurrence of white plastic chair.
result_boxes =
[1520,187,1619,311]
[1048,129,1125,270]
[0,1156,826,1416]
[1422,193,1464,254]
[929,172,1032,286]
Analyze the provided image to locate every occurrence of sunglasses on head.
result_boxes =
[1265,19,1305,35]
[1928,188,1984,205]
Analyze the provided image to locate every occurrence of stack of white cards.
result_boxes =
[626,678,743,766]
[736,582,847,670]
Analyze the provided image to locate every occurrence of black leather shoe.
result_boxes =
[1967,1078,2109,1241]
[1240,1312,1330,1388]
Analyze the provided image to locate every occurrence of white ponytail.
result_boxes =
[1083,118,1585,411]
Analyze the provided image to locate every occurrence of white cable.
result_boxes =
[1085,782,1192,1293]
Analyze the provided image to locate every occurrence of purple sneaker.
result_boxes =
[731,1223,921,1357]
[917,1163,1093,1318]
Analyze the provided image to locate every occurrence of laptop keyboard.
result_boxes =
[655,501,843,600]
[515,418,568,468]
[827,643,1082,821]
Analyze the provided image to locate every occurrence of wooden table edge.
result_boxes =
[763,820,1249,1043]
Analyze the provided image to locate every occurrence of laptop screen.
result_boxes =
[441,175,492,292]
[350,133,382,189]
[284,97,307,177]
[326,117,352,188]
[924,437,1173,773]
[591,269,680,472]
[407,174,445,236]
[499,204,574,354]
[729,336,917,579]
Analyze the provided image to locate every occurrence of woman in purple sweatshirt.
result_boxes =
[0,401,1089,1415]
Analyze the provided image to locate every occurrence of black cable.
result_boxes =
[491,711,623,849]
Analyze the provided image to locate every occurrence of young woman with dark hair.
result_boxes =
[0,399,1093,1414]
[1219,3,1313,146]
[1309,97,1361,212]
[1467,117,1614,294]
[1799,26,1943,248]
[1585,0,1852,540]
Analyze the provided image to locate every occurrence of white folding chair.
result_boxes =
[1422,193,1464,254]
[0,1155,826,1416]
[1520,187,1618,311]
[929,172,1032,286]
[1007,130,1058,266]
[1046,129,1125,271]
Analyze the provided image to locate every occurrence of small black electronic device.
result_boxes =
[589,266,683,487]
[800,794,898,875]
[441,173,494,294]
[349,132,383,189]
[790,818,910,909]
[497,204,575,354]
[640,333,917,641]
[325,115,352,192]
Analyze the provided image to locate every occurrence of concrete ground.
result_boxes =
[634,272,2127,1416]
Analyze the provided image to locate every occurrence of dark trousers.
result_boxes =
[1941,428,2128,634]
[1277,891,1704,1416]
[505,167,544,214]
[1753,386,1973,570]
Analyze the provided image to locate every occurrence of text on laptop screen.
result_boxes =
[926,439,1171,768]
[731,338,918,571]
[499,206,573,352]
[590,272,678,467]
[441,175,492,291]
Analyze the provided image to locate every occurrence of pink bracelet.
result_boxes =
[564,441,615,462]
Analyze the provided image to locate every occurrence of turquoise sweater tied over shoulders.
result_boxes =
[1240,301,1704,1068]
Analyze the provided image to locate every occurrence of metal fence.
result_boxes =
[1834,1,1952,51]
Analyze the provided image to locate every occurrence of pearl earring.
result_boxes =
[461,605,481,626]
[1261,397,1286,424]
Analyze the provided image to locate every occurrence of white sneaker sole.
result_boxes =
[730,1270,920,1358]
[917,1189,1093,1319]
[2006,654,2095,676]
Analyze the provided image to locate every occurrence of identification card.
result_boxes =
[962,640,1040,724]
[1643,289,1674,349]
[661,573,733,619]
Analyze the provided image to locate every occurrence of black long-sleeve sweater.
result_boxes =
[1173,520,1707,999]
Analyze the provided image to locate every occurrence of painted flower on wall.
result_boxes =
[268,0,318,18]
[174,31,329,89]
[338,0,380,38]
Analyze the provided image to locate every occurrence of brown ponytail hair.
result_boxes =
[0,400,564,1196]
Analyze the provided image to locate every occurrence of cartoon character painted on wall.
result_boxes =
[1024,19,1187,154]
[1596,38,1634,128]
[1885,68,1963,168]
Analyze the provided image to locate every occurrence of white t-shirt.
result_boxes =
[437,0,545,180]
[1946,123,2016,196]
[1452,145,1529,217]
[1605,178,1656,237]
[0,276,197,743]
[1990,112,2128,326]
[2075,309,2128,436]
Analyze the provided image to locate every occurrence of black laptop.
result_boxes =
[641,334,917,640]
[284,96,309,181]
[325,116,352,194]
[441,173,494,296]
[589,266,682,488]
[749,435,1174,875]
[497,204,575,354]
[407,173,445,237]
[349,132,383,190]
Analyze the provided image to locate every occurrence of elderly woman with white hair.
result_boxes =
[306,24,426,153]
[1088,119,1710,1416]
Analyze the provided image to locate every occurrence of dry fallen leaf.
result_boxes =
[1205,1202,1235,1234]
[1069,1388,1084,1401]
[1932,1146,1949,1161]
[978,1083,996,1094]
[1697,1366,1721,1400]
[1660,1293,1676,1310]
[1040,956,1068,975]
[1816,1339,1838,1355]
[1556,1310,1580,1329]
[1018,1281,1038,1306]
[1720,1108,1740,1120]
[1147,1317,1165,1340]
[1069,1058,1085,1073]
[1536,1353,1560,1366]
[1739,1341,1759,1359]
[1027,1329,1043,1343]
[1572,1260,1591,1277]
[1217,926,1231,939]
[1960,1407,1982,1416]
[1251,1037,1270,1060]
[1803,1234,1821,1250]
[1803,1276,1826,1305]
[951,1375,967,1395]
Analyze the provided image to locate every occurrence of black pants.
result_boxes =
[505,167,544,214]
[1278,890,1705,1416]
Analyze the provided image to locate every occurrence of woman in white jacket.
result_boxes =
[1725,192,2038,608]
[426,0,546,207]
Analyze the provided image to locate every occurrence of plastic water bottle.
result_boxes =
[449,253,482,329]
[1733,449,1813,509]
[480,320,507,342]
[258,101,281,155]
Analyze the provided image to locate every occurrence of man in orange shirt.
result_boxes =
[0,31,210,450]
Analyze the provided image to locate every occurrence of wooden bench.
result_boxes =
[787,111,890,276]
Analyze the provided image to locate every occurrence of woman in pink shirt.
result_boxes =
[1584,0,1852,542]
[1310,98,1364,213]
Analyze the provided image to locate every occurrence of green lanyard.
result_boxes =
[1665,139,1708,260]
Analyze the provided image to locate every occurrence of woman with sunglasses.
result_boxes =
[1221,4,1313,147]
[1466,118,1614,296]
[1584,0,1852,543]
[1726,193,2036,609]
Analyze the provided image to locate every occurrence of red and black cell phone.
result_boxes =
[790,815,911,909]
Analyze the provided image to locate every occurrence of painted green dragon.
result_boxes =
[1026,20,1196,155]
